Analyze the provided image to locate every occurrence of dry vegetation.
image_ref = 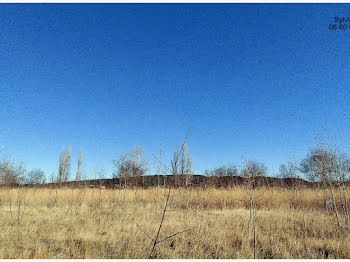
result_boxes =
[0,186,349,259]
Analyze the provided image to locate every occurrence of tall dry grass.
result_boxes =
[0,186,349,258]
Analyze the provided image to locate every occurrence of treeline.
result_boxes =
[18,175,318,189]
[1,135,350,189]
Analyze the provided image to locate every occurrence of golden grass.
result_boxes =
[0,186,349,258]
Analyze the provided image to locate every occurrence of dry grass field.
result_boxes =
[0,186,349,259]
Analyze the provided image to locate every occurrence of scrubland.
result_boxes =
[0,186,349,259]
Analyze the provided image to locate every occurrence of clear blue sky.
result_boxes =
[1,4,350,179]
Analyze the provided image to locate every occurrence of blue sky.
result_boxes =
[1,4,350,179]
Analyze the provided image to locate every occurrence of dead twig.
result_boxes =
[156,225,198,244]
[135,127,195,259]
[136,223,154,241]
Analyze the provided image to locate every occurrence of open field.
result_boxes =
[0,186,349,259]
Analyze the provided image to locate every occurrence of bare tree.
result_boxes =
[278,161,299,179]
[204,163,238,189]
[204,164,238,177]
[299,147,336,183]
[241,160,267,187]
[278,160,308,236]
[26,169,46,184]
[94,165,106,179]
[58,147,71,184]
[49,172,57,183]
[300,136,350,231]
[171,146,180,176]
[76,150,83,181]
[171,141,192,187]
[154,146,163,214]
[136,127,197,258]
[113,145,148,201]
[0,157,26,186]
[113,145,148,179]
[332,150,350,227]
[241,159,267,259]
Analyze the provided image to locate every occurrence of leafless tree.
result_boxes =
[113,145,148,179]
[278,160,308,236]
[26,169,46,184]
[205,164,238,177]
[332,149,350,227]
[0,157,26,186]
[49,172,57,183]
[241,160,267,187]
[113,145,148,202]
[76,150,83,181]
[241,159,267,259]
[137,127,197,258]
[154,146,163,214]
[300,136,350,231]
[58,147,71,184]
[94,165,106,179]
[278,161,299,179]
[171,141,192,187]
